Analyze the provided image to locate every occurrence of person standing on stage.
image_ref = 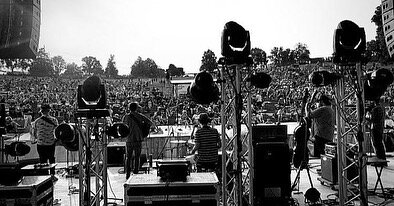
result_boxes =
[306,94,335,157]
[122,102,153,179]
[369,98,387,162]
[190,113,221,172]
[32,104,58,173]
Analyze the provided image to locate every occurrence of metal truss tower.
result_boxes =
[219,63,253,206]
[76,110,110,206]
[333,63,368,206]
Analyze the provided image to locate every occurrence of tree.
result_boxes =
[200,49,218,72]
[166,64,185,77]
[293,43,310,63]
[81,56,103,75]
[130,56,165,78]
[366,39,380,62]
[269,46,283,66]
[29,48,54,77]
[63,62,83,78]
[104,54,118,78]
[52,55,66,77]
[251,48,267,69]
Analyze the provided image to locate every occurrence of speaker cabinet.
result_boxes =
[321,154,358,184]
[107,142,126,167]
[382,0,394,57]
[253,142,291,205]
[0,0,40,59]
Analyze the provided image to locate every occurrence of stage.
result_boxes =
[3,154,376,205]
[2,123,394,205]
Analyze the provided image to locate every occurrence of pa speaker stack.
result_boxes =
[252,125,291,205]
[382,0,394,57]
[0,0,40,59]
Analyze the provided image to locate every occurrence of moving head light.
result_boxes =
[221,21,251,65]
[333,20,366,64]
[77,75,107,109]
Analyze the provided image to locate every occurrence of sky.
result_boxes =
[39,0,381,75]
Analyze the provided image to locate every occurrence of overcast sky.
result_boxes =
[39,0,380,75]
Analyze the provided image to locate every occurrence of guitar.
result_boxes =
[292,88,316,169]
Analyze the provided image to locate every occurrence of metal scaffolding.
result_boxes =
[333,63,368,206]
[76,110,110,206]
[219,63,253,206]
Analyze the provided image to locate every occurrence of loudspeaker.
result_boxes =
[321,154,358,184]
[0,0,40,59]
[253,142,291,205]
[382,0,394,57]
[107,143,126,166]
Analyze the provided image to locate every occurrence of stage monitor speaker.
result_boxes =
[253,142,291,205]
[252,124,287,143]
[382,0,394,57]
[0,0,40,59]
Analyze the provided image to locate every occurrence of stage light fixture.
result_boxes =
[365,68,394,101]
[55,123,80,151]
[5,141,30,156]
[249,72,272,89]
[333,20,366,64]
[107,122,129,138]
[309,70,341,87]
[221,21,251,64]
[77,75,107,109]
[188,71,219,105]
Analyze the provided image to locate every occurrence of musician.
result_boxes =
[190,113,221,172]
[32,104,58,175]
[306,94,335,157]
[368,98,387,163]
[122,102,153,179]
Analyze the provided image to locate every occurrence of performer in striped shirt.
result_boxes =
[190,113,221,172]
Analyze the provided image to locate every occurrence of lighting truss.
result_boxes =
[333,63,368,206]
[219,63,253,206]
[76,112,109,206]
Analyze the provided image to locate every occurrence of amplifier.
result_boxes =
[107,142,126,166]
[157,160,190,181]
[324,142,337,158]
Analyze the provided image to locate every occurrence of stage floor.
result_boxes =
[47,154,394,206]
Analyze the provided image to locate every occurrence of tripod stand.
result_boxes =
[291,161,314,192]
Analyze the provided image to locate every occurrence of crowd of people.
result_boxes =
[1,63,394,131]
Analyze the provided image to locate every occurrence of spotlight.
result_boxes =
[365,68,394,101]
[221,21,251,64]
[107,122,129,138]
[333,20,366,64]
[309,70,341,87]
[5,141,30,156]
[77,75,107,109]
[249,72,272,89]
[55,123,80,151]
[188,71,219,105]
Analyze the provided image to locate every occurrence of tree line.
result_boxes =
[0,5,391,78]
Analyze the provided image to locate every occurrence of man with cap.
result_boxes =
[190,113,221,172]
[32,104,58,174]
[122,102,153,179]
[306,94,335,157]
